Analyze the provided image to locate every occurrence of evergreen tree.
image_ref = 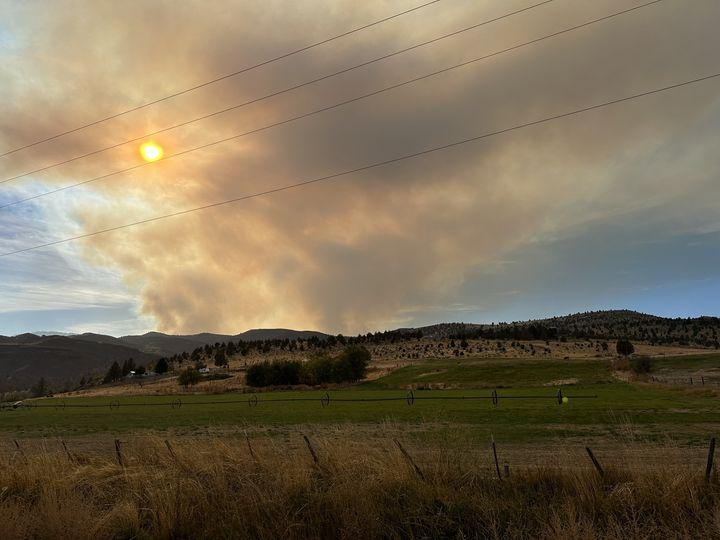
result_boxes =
[32,377,48,397]
[103,361,123,383]
[154,357,169,374]
[214,349,228,367]
[616,339,635,357]
[121,358,135,376]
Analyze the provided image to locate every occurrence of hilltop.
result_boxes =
[414,310,720,347]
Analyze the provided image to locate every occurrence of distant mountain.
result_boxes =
[118,331,208,356]
[0,334,158,393]
[74,332,129,346]
[28,330,76,337]
[236,328,328,342]
[117,329,330,357]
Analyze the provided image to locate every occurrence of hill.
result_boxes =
[416,310,719,347]
[118,329,329,356]
[0,334,158,393]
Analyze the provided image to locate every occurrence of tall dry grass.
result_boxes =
[0,435,719,539]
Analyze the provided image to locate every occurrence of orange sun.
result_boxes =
[140,141,164,162]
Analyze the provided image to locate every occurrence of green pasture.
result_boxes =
[650,353,720,373]
[364,356,613,389]
[1,354,718,444]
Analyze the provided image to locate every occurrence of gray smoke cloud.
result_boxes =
[1,0,719,333]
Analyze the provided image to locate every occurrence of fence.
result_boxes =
[4,433,717,483]
[649,375,720,387]
[0,389,597,412]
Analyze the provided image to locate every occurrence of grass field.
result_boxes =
[3,354,719,447]
[651,352,720,372]
[365,356,614,388]
[3,436,719,539]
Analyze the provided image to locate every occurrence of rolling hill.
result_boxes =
[0,334,158,393]
[116,329,329,357]
[414,310,720,347]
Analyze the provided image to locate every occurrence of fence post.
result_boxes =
[706,437,716,483]
[165,440,178,463]
[114,439,124,468]
[504,463,510,478]
[303,434,319,467]
[585,447,604,477]
[13,439,25,461]
[491,435,502,480]
[394,439,426,482]
[61,440,75,464]
[245,431,257,462]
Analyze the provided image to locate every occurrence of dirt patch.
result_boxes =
[417,369,448,378]
[543,378,579,386]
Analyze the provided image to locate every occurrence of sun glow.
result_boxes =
[140,142,164,162]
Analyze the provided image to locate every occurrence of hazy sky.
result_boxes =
[1,0,719,336]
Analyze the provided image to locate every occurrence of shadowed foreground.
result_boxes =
[1,437,719,539]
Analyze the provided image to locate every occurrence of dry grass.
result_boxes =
[1,434,719,539]
[64,340,713,398]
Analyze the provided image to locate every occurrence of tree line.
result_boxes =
[245,346,371,387]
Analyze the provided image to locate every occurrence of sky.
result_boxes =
[0,0,719,337]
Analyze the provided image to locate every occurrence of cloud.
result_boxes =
[1,0,719,333]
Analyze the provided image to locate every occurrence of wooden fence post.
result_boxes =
[585,447,604,477]
[394,439,426,482]
[114,439,124,468]
[13,439,25,462]
[245,431,257,462]
[165,440,178,463]
[61,440,75,464]
[303,434,319,467]
[491,435,502,480]
[706,437,716,482]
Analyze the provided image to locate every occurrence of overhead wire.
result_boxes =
[2,70,717,258]
[0,0,557,186]
[0,0,662,210]
[0,0,445,158]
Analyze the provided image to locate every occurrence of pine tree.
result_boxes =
[32,377,48,397]
[214,349,228,367]
[121,358,135,376]
[154,357,169,374]
[103,361,122,384]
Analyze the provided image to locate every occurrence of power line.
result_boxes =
[0,0,556,186]
[0,0,662,208]
[2,71,717,258]
[0,0,444,159]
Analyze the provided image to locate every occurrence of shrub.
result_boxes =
[178,368,201,387]
[612,357,631,371]
[616,339,635,357]
[336,345,371,382]
[246,360,302,387]
[246,346,372,388]
[630,356,652,374]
